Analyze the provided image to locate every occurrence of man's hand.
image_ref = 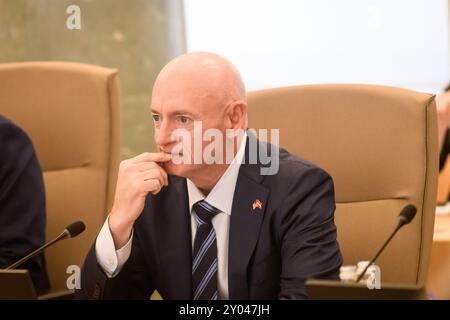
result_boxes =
[108,152,171,249]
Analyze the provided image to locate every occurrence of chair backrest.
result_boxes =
[0,61,121,291]
[248,84,438,286]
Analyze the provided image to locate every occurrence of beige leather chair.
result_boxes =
[248,84,438,287]
[0,61,121,292]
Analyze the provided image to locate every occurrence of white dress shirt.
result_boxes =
[95,132,247,300]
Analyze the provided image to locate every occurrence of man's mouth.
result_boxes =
[160,149,183,157]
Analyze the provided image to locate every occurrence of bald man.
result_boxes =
[77,52,342,300]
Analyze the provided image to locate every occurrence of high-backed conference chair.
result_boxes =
[248,84,438,287]
[0,61,121,292]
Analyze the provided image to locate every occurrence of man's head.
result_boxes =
[150,52,247,188]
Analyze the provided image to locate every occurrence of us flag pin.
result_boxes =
[252,199,263,210]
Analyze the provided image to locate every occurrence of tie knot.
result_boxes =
[193,200,220,224]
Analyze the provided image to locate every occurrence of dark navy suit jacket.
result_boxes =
[77,133,342,299]
[0,115,50,295]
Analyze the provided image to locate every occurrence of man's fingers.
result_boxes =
[142,179,163,195]
[138,164,168,186]
[131,152,171,164]
[136,162,157,171]
[140,169,165,188]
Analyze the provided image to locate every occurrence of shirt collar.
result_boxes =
[187,131,247,216]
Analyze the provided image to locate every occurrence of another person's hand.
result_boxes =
[437,94,450,125]
[108,152,171,248]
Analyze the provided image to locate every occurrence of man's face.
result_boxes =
[150,75,230,179]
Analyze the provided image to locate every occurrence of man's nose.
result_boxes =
[154,120,174,148]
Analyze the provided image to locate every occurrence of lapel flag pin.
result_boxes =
[252,199,263,210]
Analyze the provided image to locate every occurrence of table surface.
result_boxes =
[433,213,450,242]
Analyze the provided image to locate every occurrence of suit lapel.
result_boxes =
[228,133,270,299]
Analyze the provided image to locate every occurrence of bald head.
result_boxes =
[152,52,246,109]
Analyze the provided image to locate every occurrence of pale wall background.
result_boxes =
[0,0,186,157]
[184,0,450,95]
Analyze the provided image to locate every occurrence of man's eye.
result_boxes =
[152,114,161,122]
[178,116,190,124]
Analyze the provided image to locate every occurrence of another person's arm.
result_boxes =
[435,94,450,203]
[0,116,50,295]
[436,94,450,153]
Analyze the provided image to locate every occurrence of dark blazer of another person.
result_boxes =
[0,115,50,294]
[77,133,342,300]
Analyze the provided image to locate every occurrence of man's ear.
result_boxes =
[226,100,247,129]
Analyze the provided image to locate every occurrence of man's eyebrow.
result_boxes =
[172,110,197,116]
[150,108,198,117]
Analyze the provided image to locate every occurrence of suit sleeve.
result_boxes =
[76,230,155,300]
[0,119,50,294]
[278,166,343,300]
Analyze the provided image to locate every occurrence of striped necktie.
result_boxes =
[192,200,221,300]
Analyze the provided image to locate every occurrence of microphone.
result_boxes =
[356,205,417,283]
[6,221,86,270]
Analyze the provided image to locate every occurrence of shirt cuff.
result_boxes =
[95,216,133,278]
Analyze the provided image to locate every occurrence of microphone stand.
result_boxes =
[6,229,70,270]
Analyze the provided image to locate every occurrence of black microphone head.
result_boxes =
[65,221,86,238]
[398,204,417,227]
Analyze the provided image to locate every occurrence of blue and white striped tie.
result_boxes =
[192,200,220,300]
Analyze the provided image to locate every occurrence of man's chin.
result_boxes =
[162,161,192,178]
